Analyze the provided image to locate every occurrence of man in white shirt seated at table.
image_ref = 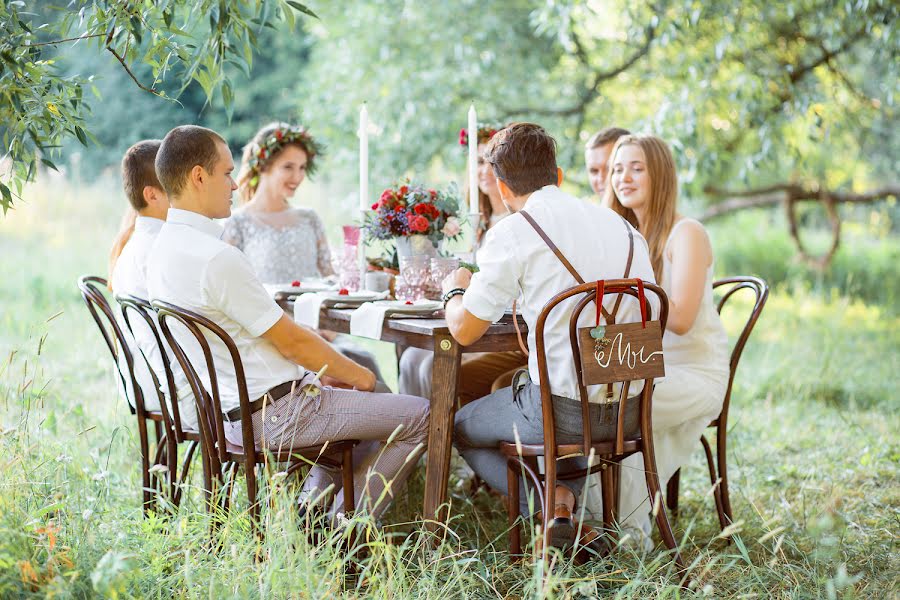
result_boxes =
[146,125,429,519]
[440,122,656,548]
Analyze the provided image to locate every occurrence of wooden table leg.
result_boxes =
[422,332,462,526]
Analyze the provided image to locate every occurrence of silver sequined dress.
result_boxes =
[222,207,336,284]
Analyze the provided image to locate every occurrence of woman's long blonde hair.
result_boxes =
[603,134,678,282]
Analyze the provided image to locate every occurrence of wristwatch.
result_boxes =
[441,287,466,306]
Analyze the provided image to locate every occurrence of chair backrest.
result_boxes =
[115,294,186,442]
[152,299,256,473]
[77,275,141,416]
[533,278,669,459]
[713,276,769,423]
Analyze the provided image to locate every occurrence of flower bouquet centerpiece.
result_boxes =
[363,181,464,258]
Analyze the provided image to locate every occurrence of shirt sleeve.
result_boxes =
[462,225,522,323]
[313,213,335,277]
[204,246,283,336]
[221,215,243,250]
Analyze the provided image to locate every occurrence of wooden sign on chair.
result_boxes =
[578,278,665,385]
[578,321,665,385]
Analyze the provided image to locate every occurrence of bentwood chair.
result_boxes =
[500,278,685,575]
[665,276,769,534]
[116,294,203,508]
[77,276,177,514]
[153,299,357,531]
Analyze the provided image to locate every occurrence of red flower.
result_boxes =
[429,189,437,199]
[413,204,428,215]
[275,130,284,141]
[371,202,379,210]
[409,215,430,233]
[405,300,413,305]
[380,190,393,202]
[399,185,409,195]
[458,128,468,146]
[338,288,350,295]
[291,280,301,287]
[428,204,440,219]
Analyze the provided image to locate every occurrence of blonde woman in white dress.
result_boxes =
[592,134,730,545]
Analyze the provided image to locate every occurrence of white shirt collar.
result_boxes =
[521,185,558,211]
[134,215,165,235]
[166,208,224,240]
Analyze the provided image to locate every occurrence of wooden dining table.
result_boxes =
[316,307,525,526]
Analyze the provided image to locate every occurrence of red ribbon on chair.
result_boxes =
[637,279,647,328]
[594,280,605,328]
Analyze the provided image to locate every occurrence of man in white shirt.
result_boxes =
[146,125,429,519]
[440,123,656,547]
[110,140,197,429]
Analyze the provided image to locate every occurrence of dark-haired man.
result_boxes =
[147,125,429,518]
[441,122,655,547]
[585,126,631,200]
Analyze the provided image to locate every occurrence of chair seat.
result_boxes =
[499,439,642,458]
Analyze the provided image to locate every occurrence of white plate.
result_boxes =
[265,281,336,296]
[320,290,385,302]
[374,300,443,313]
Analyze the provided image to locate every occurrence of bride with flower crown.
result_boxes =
[223,122,382,378]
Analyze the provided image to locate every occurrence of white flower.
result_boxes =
[442,217,461,237]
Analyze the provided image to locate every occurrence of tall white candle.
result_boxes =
[359,103,369,212]
[468,104,478,215]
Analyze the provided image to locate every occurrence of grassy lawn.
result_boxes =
[1,176,897,598]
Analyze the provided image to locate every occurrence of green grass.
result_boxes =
[1,175,898,598]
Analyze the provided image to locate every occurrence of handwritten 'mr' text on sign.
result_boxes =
[578,321,665,385]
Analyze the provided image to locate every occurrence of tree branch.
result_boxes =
[106,45,162,96]
[22,33,106,48]
[700,183,900,220]
[788,26,867,84]
[499,23,656,119]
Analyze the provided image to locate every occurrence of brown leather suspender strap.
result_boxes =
[519,210,635,322]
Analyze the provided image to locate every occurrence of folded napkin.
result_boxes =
[349,302,391,339]
[294,293,326,329]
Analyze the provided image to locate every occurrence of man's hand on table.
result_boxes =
[441,267,472,295]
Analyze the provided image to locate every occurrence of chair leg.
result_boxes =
[507,459,521,556]
[137,418,153,516]
[701,434,729,531]
[342,445,355,514]
[666,468,681,520]
[166,435,178,509]
[600,463,617,542]
[174,440,199,508]
[716,425,734,528]
[245,457,260,538]
[541,460,557,563]
[641,436,687,577]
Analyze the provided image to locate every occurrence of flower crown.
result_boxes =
[247,125,323,179]
[458,122,504,147]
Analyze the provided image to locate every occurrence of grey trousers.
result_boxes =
[225,372,429,518]
[454,371,639,515]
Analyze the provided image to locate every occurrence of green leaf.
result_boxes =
[282,0,296,30]
[74,125,88,146]
[41,158,58,171]
[286,1,318,19]
[0,181,12,210]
